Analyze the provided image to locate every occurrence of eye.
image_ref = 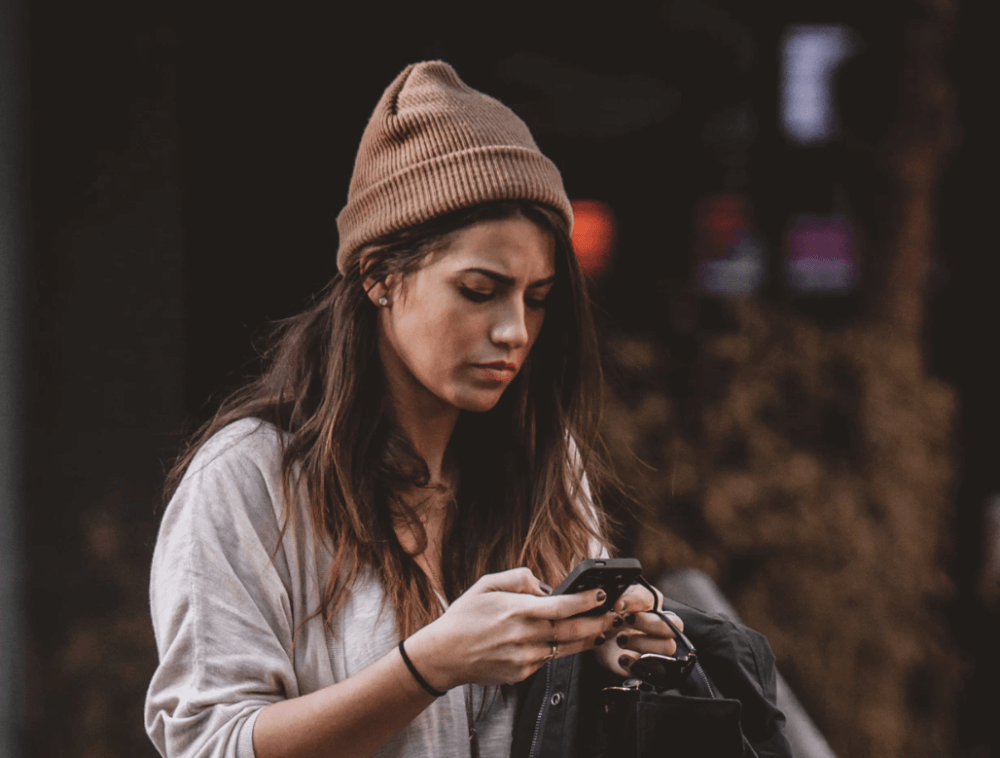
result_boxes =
[526,285,553,310]
[459,286,493,303]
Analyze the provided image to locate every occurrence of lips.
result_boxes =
[474,361,519,383]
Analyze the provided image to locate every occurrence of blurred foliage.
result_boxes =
[599,2,963,753]
[602,306,962,758]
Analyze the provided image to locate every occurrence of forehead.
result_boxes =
[424,217,557,278]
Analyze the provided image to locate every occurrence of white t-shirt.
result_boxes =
[145,418,520,758]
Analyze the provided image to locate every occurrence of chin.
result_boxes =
[451,388,505,413]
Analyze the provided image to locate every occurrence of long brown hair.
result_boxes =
[164,200,616,637]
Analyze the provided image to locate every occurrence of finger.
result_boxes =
[614,650,640,676]
[474,567,547,596]
[536,630,611,663]
[527,588,609,620]
[623,610,683,637]
[547,612,619,644]
[614,631,678,657]
[613,583,659,614]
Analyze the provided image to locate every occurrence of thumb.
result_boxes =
[473,567,548,596]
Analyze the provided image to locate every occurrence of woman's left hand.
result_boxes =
[593,583,685,677]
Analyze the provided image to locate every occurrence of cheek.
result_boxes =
[526,311,547,349]
[395,302,477,377]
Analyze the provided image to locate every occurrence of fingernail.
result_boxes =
[612,616,624,628]
[594,635,606,646]
[618,655,631,669]
[617,634,628,647]
[539,582,552,595]
[596,589,607,603]
[625,613,636,625]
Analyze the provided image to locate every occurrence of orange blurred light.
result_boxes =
[570,200,616,278]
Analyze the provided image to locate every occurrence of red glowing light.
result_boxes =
[694,194,751,259]
[570,200,616,278]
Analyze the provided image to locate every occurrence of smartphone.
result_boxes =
[551,558,643,616]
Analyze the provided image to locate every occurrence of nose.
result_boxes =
[490,299,529,350]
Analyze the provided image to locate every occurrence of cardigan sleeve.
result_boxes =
[145,420,299,758]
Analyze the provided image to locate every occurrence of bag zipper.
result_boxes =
[693,658,716,698]
[528,660,554,758]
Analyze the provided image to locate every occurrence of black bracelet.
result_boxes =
[398,639,447,697]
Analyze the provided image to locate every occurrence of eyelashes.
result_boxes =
[459,286,548,309]
[459,287,492,303]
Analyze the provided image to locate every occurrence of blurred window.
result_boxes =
[780,24,857,145]
[784,214,859,294]
[693,193,766,296]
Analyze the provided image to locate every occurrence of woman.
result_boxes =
[145,61,681,758]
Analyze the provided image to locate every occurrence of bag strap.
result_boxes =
[637,575,719,699]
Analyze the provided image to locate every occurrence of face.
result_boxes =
[372,216,557,414]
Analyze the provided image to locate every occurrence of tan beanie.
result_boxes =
[336,61,574,275]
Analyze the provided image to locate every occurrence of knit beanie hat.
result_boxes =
[336,61,574,275]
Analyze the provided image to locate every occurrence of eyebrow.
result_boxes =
[459,268,557,288]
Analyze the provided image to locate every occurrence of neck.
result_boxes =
[379,340,460,486]
[389,396,459,485]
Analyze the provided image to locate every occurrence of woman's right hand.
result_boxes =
[403,567,617,690]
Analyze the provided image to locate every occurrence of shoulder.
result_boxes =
[184,417,285,481]
[660,596,778,689]
[172,417,292,503]
[162,417,289,539]
[149,419,304,675]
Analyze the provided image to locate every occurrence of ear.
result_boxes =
[364,276,389,307]
[363,272,400,308]
[361,254,391,306]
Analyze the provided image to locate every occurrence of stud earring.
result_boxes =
[378,296,388,307]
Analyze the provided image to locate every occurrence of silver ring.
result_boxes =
[546,639,559,662]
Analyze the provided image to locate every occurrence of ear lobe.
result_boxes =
[364,273,400,307]
[360,256,386,306]
[364,278,387,306]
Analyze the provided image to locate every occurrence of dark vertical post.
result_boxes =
[879,0,959,337]
[0,0,27,754]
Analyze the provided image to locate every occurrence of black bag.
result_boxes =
[590,607,749,757]
[510,591,792,758]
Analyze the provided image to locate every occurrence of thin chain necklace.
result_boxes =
[428,585,479,758]
[414,469,477,755]
[465,683,480,758]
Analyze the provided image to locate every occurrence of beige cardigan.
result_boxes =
[145,418,520,758]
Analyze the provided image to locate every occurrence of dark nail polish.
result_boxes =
[539,582,552,595]
[625,613,636,625]
[617,634,628,647]
[594,635,606,646]
[612,616,624,628]
[618,655,631,669]
[596,589,607,603]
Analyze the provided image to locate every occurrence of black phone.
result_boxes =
[551,558,643,616]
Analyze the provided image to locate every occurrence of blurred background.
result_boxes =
[1,0,995,755]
